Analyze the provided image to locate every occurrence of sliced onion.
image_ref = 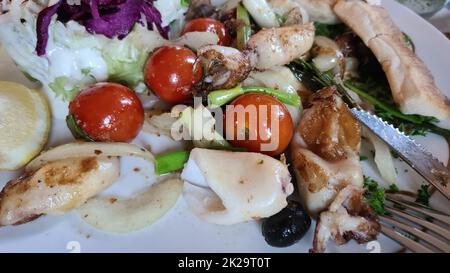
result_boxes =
[26,142,155,172]
[313,55,339,72]
[218,0,241,12]
[313,36,341,54]
[242,0,279,28]
[78,178,183,233]
[143,111,178,138]
[172,32,219,51]
[312,36,343,72]
[363,129,398,185]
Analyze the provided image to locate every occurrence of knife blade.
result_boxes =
[350,107,450,200]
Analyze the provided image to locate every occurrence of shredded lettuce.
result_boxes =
[155,0,188,27]
[101,24,166,90]
[35,0,169,56]
[0,1,184,103]
[48,76,82,101]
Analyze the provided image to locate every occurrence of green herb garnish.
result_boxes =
[416,184,431,206]
[389,184,400,192]
[236,4,252,51]
[275,13,287,26]
[180,0,189,8]
[363,176,388,215]
[314,22,347,38]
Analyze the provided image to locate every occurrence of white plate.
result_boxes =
[1,0,449,253]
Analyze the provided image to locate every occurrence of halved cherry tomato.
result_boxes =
[68,83,144,142]
[225,93,294,156]
[144,46,203,104]
[182,18,231,46]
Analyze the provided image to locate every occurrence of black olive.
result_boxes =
[261,200,311,247]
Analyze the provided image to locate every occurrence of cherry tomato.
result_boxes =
[225,93,294,156]
[68,83,144,142]
[144,46,202,104]
[182,18,231,46]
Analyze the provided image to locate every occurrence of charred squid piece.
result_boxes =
[290,87,363,216]
[246,23,315,70]
[197,45,252,91]
[311,185,381,253]
[0,157,119,226]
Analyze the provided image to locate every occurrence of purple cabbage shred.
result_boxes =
[36,0,169,56]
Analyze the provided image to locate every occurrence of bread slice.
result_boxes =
[334,0,450,120]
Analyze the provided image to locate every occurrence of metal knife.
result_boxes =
[350,107,450,200]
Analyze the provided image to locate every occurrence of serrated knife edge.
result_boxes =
[350,107,450,200]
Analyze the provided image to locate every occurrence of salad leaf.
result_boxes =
[48,76,82,101]
[0,2,176,102]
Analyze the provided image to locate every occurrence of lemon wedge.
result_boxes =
[0,81,51,170]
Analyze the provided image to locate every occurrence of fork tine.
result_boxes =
[386,195,450,224]
[385,205,450,240]
[381,225,433,253]
[380,216,450,252]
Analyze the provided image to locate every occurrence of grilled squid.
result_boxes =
[197,45,252,91]
[246,23,315,70]
[0,142,156,226]
[290,87,363,216]
[0,157,120,226]
[312,185,381,253]
[181,148,293,225]
[197,23,314,90]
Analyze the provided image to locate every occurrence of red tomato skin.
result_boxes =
[225,93,294,156]
[144,46,203,104]
[182,18,231,46]
[69,83,144,142]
